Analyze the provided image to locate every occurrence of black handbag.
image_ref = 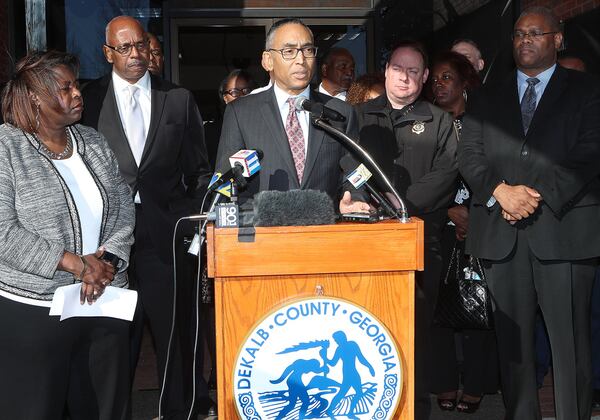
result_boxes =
[433,243,494,330]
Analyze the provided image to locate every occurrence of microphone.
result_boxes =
[294,97,346,122]
[253,190,336,227]
[340,155,401,219]
[208,149,263,192]
[186,190,336,226]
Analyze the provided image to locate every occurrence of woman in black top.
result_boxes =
[427,50,498,414]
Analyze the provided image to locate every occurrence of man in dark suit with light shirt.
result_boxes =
[458,6,600,419]
[81,15,212,419]
[216,18,369,214]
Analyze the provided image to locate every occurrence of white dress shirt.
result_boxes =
[273,83,311,155]
[318,82,347,101]
[112,71,151,203]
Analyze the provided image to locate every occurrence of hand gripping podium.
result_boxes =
[206,219,423,419]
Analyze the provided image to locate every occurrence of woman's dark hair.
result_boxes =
[218,69,255,105]
[346,72,385,105]
[1,50,79,133]
[426,50,481,102]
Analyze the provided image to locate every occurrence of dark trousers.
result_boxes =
[536,267,600,389]
[592,269,600,390]
[430,226,499,396]
[414,241,442,420]
[0,296,130,420]
[129,206,208,419]
[484,229,595,420]
[534,311,552,388]
[430,327,499,395]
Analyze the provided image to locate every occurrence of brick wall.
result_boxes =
[521,0,600,20]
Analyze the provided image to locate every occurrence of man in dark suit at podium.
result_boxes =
[81,15,212,418]
[216,18,368,214]
[459,7,600,419]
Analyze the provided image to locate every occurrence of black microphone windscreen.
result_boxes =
[294,96,308,112]
[253,190,336,227]
[339,154,361,174]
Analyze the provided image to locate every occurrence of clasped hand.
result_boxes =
[493,183,542,224]
[78,249,115,305]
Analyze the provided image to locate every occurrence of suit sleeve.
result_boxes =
[180,90,212,209]
[533,80,600,216]
[405,111,458,213]
[458,91,505,204]
[216,101,247,172]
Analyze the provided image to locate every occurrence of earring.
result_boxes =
[463,90,468,103]
[35,103,40,132]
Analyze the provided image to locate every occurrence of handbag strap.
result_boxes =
[442,242,462,284]
[468,255,487,282]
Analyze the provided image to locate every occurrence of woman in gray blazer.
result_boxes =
[0,51,135,419]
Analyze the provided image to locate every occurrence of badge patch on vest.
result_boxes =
[412,121,425,135]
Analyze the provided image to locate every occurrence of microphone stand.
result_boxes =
[312,117,410,223]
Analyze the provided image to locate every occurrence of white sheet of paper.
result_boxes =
[49,284,138,321]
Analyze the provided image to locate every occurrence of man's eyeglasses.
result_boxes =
[222,88,252,98]
[104,40,150,56]
[512,30,558,41]
[268,46,318,60]
[150,49,163,58]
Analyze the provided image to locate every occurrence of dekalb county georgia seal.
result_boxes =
[233,297,403,419]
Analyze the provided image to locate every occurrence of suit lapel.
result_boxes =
[98,79,138,173]
[527,66,567,138]
[260,89,300,188]
[140,76,166,171]
[499,73,526,140]
[301,93,325,188]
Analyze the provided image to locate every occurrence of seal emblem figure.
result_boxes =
[233,297,403,419]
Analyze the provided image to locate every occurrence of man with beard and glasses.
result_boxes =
[458,6,600,419]
[81,15,213,419]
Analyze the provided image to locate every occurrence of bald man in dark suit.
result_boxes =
[81,16,212,419]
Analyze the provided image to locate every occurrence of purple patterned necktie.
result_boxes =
[285,97,305,183]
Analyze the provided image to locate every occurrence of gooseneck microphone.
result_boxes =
[294,97,346,122]
[340,155,402,219]
[308,118,409,222]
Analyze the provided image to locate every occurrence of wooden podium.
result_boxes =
[206,219,423,419]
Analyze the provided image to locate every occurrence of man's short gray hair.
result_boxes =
[265,18,313,50]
